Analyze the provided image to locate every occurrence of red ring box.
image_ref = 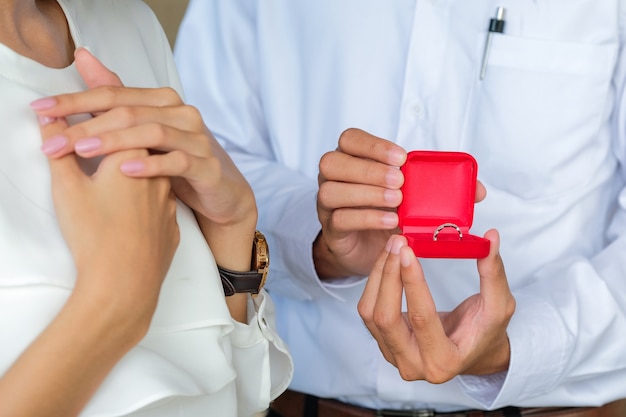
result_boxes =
[398,151,490,259]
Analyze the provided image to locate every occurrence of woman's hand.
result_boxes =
[0,102,180,417]
[32,48,257,321]
[39,112,179,326]
[32,48,257,240]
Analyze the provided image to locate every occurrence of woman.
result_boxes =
[0,0,292,416]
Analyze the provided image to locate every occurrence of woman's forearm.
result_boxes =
[0,275,152,417]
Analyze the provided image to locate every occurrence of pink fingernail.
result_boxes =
[30,97,57,111]
[37,115,57,126]
[120,160,145,174]
[75,137,102,154]
[41,135,68,155]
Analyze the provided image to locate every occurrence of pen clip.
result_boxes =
[479,6,506,81]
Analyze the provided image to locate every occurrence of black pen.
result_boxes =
[479,6,506,80]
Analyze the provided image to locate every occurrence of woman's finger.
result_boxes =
[30,85,183,119]
[38,115,84,185]
[74,47,123,89]
[71,120,207,159]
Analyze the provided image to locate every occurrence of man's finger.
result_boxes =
[337,128,407,167]
[475,180,487,203]
[477,229,514,313]
[319,150,405,189]
[358,237,392,337]
[374,236,413,352]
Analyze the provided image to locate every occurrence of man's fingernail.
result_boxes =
[382,212,397,227]
[37,115,57,126]
[389,149,406,167]
[390,236,404,255]
[400,249,413,267]
[385,236,394,253]
[41,135,68,155]
[385,169,404,188]
[30,97,57,111]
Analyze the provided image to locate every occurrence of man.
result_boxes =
[174,1,626,415]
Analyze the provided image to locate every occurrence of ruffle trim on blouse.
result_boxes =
[0,284,241,417]
[82,323,237,417]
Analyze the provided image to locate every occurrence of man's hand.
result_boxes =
[357,230,515,382]
[314,128,486,280]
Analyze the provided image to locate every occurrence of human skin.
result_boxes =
[35,48,257,322]
[315,128,513,381]
[314,128,487,280]
[0,1,255,415]
[358,232,514,381]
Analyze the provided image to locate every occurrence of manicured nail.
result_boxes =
[75,137,102,154]
[37,115,57,126]
[120,160,145,174]
[41,135,68,155]
[30,97,57,111]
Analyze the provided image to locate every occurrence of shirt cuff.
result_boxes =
[458,291,571,409]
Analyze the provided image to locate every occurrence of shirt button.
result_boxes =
[412,103,425,119]
[258,316,274,341]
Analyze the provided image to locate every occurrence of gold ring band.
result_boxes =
[433,223,463,241]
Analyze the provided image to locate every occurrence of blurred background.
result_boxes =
[143,0,189,49]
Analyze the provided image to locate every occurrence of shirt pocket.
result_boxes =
[466,34,617,200]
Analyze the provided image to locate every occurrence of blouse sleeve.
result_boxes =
[228,290,294,416]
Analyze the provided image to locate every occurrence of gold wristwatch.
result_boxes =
[218,230,269,297]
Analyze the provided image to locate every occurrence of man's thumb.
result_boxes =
[75,47,123,88]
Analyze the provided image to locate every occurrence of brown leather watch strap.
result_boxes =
[219,266,264,296]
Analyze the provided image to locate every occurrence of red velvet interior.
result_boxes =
[399,151,477,234]
[398,151,489,259]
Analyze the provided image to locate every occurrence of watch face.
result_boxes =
[219,231,270,297]
[254,231,269,293]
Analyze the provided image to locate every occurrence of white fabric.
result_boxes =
[0,1,292,416]
[174,0,626,412]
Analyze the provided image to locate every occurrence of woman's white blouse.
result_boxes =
[0,1,293,416]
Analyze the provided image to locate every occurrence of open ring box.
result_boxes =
[398,151,490,259]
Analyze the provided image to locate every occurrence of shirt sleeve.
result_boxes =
[458,14,626,407]
[229,290,293,416]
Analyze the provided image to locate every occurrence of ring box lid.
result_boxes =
[398,151,490,258]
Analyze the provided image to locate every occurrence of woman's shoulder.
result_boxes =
[62,0,158,27]
[60,0,175,89]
